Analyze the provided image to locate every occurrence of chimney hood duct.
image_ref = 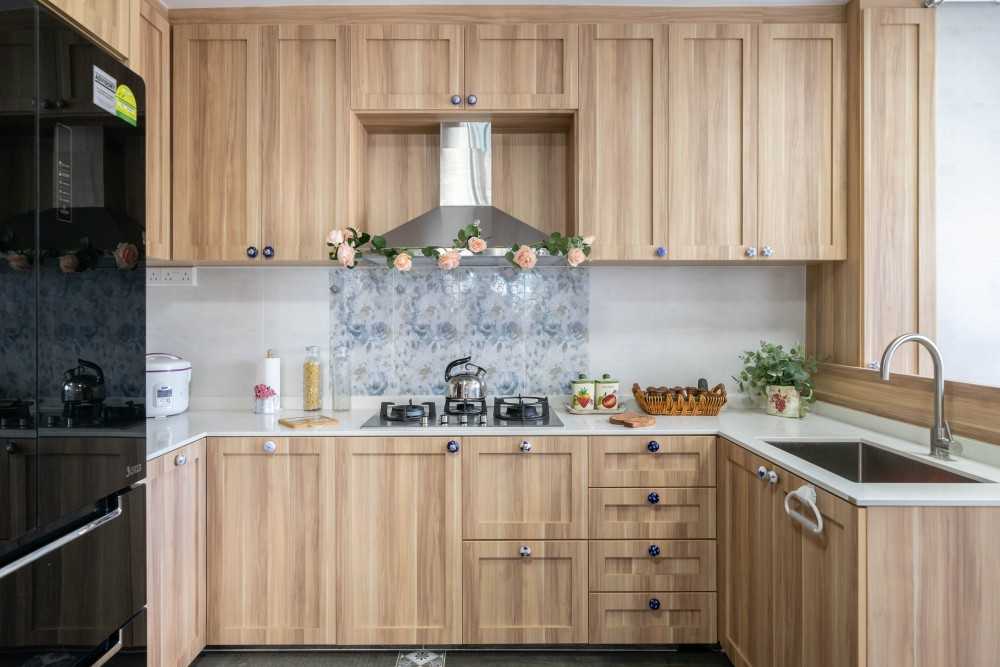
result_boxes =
[373,121,553,264]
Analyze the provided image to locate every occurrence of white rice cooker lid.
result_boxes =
[146,353,192,373]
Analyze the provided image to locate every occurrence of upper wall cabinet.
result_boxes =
[350,24,464,110]
[759,24,847,261]
[43,0,133,61]
[667,24,757,261]
[465,24,578,110]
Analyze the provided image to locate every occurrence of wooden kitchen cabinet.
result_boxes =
[588,539,716,593]
[589,592,717,645]
[578,24,666,261]
[463,540,588,644]
[43,0,133,61]
[147,439,206,667]
[589,487,715,540]
[207,437,336,644]
[463,436,588,540]
[464,23,578,110]
[337,437,462,644]
[589,435,715,488]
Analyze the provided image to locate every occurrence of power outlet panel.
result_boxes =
[147,267,197,286]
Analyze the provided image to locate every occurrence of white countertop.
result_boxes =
[146,402,1000,507]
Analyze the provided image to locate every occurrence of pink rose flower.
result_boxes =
[59,254,80,273]
[467,236,487,254]
[326,228,346,246]
[437,250,461,271]
[113,242,140,270]
[393,252,413,272]
[337,243,356,268]
[567,247,586,267]
[6,253,30,272]
[513,245,537,270]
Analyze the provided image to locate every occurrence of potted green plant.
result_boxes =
[734,342,818,418]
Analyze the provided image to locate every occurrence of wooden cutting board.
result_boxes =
[278,415,340,429]
[609,411,656,428]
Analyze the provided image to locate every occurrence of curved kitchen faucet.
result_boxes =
[879,333,957,460]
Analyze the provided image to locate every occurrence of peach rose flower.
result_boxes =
[437,249,461,271]
[566,247,586,267]
[582,236,595,246]
[7,253,30,272]
[337,242,356,268]
[467,236,487,254]
[393,252,413,272]
[113,242,140,270]
[326,228,346,246]
[59,254,80,273]
[513,245,537,270]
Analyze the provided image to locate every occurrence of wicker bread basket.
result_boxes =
[632,382,728,416]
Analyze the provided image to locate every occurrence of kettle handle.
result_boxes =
[77,358,105,383]
[445,356,472,381]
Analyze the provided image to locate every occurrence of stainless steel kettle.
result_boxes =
[62,358,106,403]
[445,356,487,399]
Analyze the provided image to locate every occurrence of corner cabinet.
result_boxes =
[42,0,134,61]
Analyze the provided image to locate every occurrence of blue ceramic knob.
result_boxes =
[647,440,660,453]
[446,440,460,453]
[648,544,661,558]
[655,246,667,258]
[649,598,661,610]
[647,491,660,505]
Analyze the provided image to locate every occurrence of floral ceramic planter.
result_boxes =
[766,385,801,418]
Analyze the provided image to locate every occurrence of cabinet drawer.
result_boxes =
[464,540,588,644]
[590,436,716,487]
[464,437,588,539]
[589,592,717,644]
[589,540,716,592]
[589,488,716,540]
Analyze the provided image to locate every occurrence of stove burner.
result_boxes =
[380,400,437,423]
[493,396,550,423]
[444,397,487,416]
[0,399,34,430]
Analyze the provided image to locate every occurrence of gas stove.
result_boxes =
[361,396,563,428]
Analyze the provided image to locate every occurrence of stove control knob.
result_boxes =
[648,598,661,611]
[647,440,660,453]
[478,414,488,426]
[446,440,460,453]
[519,545,532,557]
[263,440,277,454]
[459,414,469,425]
[420,415,429,427]
[439,414,449,426]
[647,491,660,505]
[648,544,661,558]
[519,440,533,453]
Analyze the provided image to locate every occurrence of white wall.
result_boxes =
[936,5,1000,387]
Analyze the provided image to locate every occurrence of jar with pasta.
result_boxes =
[303,346,322,411]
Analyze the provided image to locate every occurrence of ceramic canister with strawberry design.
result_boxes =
[595,373,620,411]
[570,373,596,411]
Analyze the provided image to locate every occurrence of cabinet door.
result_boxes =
[147,440,206,667]
[759,24,846,261]
[172,24,262,262]
[578,24,667,261]
[589,435,715,488]
[589,592,717,645]
[337,437,462,644]
[207,438,336,644]
[45,0,132,60]
[465,23,578,109]
[262,25,349,261]
[463,436,588,540]
[464,540,588,644]
[589,487,715,540]
[771,468,862,667]
[667,24,757,261]
[718,438,775,667]
[134,0,170,261]
[350,24,464,110]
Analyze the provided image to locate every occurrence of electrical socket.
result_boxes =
[147,267,197,286]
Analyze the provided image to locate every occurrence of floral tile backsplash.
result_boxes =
[329,267,590,396]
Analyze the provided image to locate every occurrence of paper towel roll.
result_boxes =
[260,350,281,400]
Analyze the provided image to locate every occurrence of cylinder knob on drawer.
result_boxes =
[446,440,460,453]
[648,544,661,558]
[519,545,532,557]
[519,440,532,453]
[648,598,661,610]
[647,491,660,505]
[647,440,660,453]
[263,440,277,454]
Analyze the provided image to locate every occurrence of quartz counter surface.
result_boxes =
[146,403,1000,507]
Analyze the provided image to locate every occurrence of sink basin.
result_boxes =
[765,440,983,484]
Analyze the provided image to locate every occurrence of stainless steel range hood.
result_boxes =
[374,121,551,264]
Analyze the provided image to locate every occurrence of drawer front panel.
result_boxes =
[589,540,717,592]
[589,488,716,540]
[590,436,716,487]
[589,592,717,644]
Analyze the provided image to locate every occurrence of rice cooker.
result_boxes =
[146,353,192,418]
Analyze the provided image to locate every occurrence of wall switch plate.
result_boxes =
[147,267,197,286]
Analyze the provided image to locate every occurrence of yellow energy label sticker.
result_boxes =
[115,84,137,127]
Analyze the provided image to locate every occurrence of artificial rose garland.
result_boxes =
[325,227,371,270]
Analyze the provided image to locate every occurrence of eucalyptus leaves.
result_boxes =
[734,342,818,412]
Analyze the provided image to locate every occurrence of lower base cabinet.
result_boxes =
[589,592,717,644]
[463,540,589,644]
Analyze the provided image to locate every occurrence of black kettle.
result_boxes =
[62,358,106,403]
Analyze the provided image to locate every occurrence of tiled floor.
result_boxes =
[192,649,733,667]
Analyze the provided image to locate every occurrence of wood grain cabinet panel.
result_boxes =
[463,436,588,540]
[44,0,132,60]
[172,24,262,262]
[588,540,716,593]
[147,439,206,667]
[337,437,462,645]
[589,435,715,488]
[666,24,757,261]
[759,24,846,261]
[350,24,464,110]
[589,487,715,540]
[207,437,336,645]
[465,23,578,109]
[464,540,588,644]
[589,592,717,645]
[578,24,666,261]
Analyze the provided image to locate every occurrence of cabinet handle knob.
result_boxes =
[246,246,258,258]
[174,453,187,466]
[762,245,774,258]
[745,246,757,258]
[519,440,532,453]
[648,598,661,610]
[466,94,478,106]
[5,441,18,454]
[647,491,660,505]
[446,440,460,453]
[757,465,768,481]
[648,544,661,558]
[519,545,532,557]
[262,245,274,259]
[451,95,462,106]
[263,440,277,454]
[647,440,660,453]
[655,246,667,258]
[767,469,779,485]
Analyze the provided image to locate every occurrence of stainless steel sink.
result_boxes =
[765,440,983,484]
